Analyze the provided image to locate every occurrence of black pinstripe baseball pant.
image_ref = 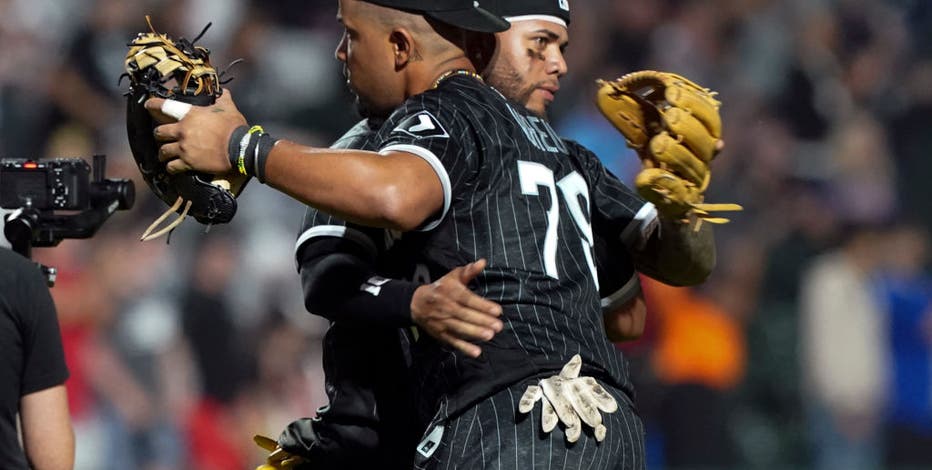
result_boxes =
[413,379,646,470]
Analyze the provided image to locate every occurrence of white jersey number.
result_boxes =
[517,161,598,288]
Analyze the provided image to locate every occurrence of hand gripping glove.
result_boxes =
[596,71,741,226]
[123,16,248,241]
[254,434,307,470]
[518,354,619,443]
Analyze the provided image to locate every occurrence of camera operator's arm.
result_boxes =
[20,386,74,470]
[1,249,73,470]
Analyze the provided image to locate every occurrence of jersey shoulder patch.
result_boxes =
[391,111,449,139]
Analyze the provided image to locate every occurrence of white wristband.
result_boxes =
[161,99,192,121]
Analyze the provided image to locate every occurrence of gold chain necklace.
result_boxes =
[432,69,483,89]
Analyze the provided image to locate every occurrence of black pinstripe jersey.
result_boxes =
[366,75,658,421]
[296,120,642,308]
[293,118,419,468]
[296,118,386,264]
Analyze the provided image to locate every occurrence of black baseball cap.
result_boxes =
[362,0,510,33]
[483,0,571,26]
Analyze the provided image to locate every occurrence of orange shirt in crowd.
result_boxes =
[643,280,746,391]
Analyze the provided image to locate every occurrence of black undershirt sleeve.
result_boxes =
[298,237,417,328]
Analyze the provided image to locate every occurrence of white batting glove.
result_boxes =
[518,354,619,443]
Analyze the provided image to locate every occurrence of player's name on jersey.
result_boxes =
[507,104,568,154]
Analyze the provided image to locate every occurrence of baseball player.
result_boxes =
[275,1,652,466]
[146,1,723,467]
[274,1,650,466]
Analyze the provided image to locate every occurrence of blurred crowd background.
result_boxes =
[1,0,931,468]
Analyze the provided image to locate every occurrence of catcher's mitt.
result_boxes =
[596,71,741,226]
[123,16,247,241]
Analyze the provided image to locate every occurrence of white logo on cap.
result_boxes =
[559,0,569,11]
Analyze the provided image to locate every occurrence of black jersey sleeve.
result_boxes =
[563,140,645,310]
[296,230,417,327]
[594,235,641,312]
[565,139,659,251]
[375,91,481,231]
[294,118,387,268]
[295,208,383,269]
[294,118,420,327]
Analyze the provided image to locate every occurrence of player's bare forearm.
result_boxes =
[633,218,716,286]
[145,92,443,231]
[265,141,443,231]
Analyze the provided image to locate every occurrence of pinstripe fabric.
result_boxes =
[594,236,640,311]
[291,119,419,468]
[295,78,652,467]
[296,118,386,262]
[369,76,653,429]
[413,379,646,470]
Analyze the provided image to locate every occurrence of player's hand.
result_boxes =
[411,258,504,358]
[518,354,619,443]
[145,89,247,175]
[254,434,306,469]
[603,292,647,343]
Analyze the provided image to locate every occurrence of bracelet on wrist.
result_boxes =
[227,124,275,182]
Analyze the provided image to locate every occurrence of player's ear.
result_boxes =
[390,28,419,68]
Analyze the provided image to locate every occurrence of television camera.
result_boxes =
[0,155,134,285]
